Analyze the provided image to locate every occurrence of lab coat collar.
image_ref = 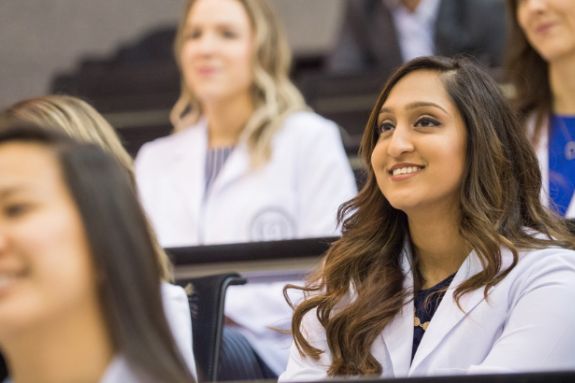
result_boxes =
[409,249,486,372]
[380,243,415,375]
[381,242,489,375]
[168,118,251,203]
[168,120,208,214]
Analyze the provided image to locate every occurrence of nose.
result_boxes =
[520,0,547,14]
[194,32,218,56]
[386,125,414,158]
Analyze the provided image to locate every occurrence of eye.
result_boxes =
[376,121,395,135]
[414,116,440,128]
[3,203,31,219]
[184,28,201,40]
[221,29,238,39]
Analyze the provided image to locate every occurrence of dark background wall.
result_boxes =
[0,0,344,109]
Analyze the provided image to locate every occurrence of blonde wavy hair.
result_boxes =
[171,0,306,166]
[2,95,173,280]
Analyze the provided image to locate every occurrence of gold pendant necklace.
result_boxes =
[414,315,429,331]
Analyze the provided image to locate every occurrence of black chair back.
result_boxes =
[178,273,246,382]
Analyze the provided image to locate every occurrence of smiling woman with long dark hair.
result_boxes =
[281,56,575,380]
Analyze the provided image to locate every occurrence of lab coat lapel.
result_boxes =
[381,246,415,376]
[169,121,207,215]
[409,251,486,372]
[566,196,575,219]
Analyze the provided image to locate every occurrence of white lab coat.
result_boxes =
[527,115,575,218]
[135,111,357,374]
[135,111,357,247]
[280,242,575,380]
[161,283,197,379]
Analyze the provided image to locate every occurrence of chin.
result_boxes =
[538,45,575,63]
[385,198,418,213]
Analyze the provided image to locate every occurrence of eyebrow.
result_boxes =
[0,185,28,199]
[379,101,449,115]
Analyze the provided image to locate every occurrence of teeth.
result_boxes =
[392,166,421,176]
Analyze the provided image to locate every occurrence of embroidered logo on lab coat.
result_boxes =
[249,207,296,241]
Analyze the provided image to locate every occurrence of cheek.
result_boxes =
[24,211,96,297]
[179,47,195,82]
[228,42,254,81]
[370,143,384,171]
[437,141,467,185]
[238,58,254,87]
[0,218,97,332]
[370,142,389,184]
[516,7,529,33]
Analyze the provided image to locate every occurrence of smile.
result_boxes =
[389,166,424,176]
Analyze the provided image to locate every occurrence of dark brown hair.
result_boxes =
[287,56,575,377]
[504,0,551,143]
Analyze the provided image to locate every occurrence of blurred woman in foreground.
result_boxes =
[1,95,196,380]
[0,123,195,382]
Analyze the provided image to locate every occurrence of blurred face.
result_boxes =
[180,0,255,105]
[517,0,575,62]
[0,142,98,339]
[371,70,467,215]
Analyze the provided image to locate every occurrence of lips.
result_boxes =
[196,67,218,76]
[533,21,557,35]
[387,164,425,177]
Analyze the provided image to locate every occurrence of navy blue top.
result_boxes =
[549,115,575,216]
[412,274,455,361]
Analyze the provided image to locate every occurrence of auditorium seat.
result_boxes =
[177,272,247,382]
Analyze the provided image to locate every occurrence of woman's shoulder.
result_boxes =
[519,244,575,266]
[508,244,575,290]
[135,120,206,168]
[161,282,188,301]
[138,120,205,156]
[99,356,138,383]
[160,282,191,318]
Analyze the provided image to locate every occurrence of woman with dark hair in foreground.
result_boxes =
[0,123,194,382]
[1,94,197,378]
[281,56,575,380]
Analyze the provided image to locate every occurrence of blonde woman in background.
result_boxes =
[1,95,197,379]
[4,95,132,172]
[134,0,357,374]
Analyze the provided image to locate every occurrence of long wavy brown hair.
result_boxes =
[286,56,575,377]
[504,0,551,143]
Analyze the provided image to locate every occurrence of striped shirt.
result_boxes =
[204,146,235,192]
